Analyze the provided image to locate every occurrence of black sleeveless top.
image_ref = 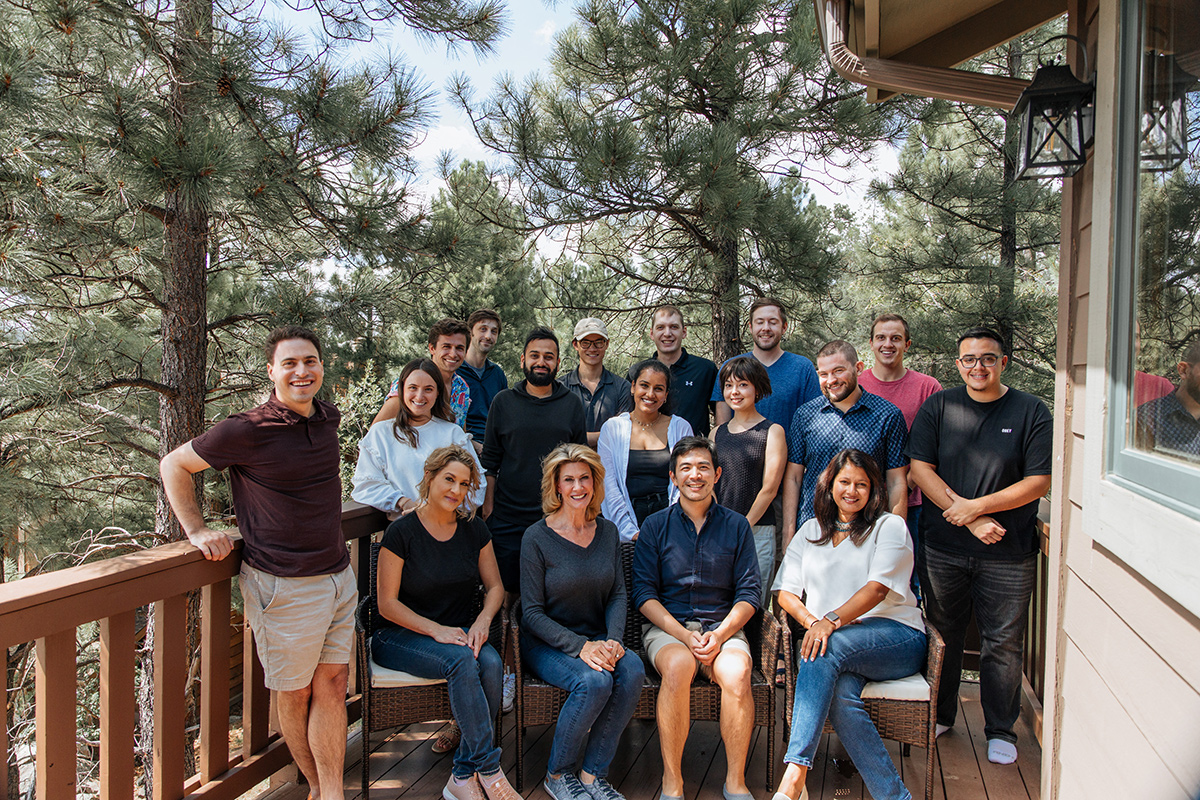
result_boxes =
[713,419,775,526]
[626,447,670,498]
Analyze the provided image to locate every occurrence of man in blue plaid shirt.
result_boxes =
[780,340,910,550]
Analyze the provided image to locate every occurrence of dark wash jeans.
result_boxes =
[372,626,503,778]
[918,545,1037,744]
[521,633,645,778]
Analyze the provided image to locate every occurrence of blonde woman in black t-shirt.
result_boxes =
[372,446,520,800]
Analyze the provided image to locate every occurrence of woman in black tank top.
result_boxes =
[712,357,787,598]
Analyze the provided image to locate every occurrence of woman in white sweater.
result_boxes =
[353,358,487,518]
[597,359,693,542]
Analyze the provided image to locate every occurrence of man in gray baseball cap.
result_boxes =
[560,317,633,447]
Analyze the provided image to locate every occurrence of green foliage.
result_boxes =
[454,0,898,361]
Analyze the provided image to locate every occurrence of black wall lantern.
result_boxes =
[1140,52,1196,172]
[1014,60,1096,181]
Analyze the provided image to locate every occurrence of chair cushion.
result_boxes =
[861,672,930,701]
[368,656,446,688]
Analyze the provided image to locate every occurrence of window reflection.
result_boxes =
[1130,0,1200,464]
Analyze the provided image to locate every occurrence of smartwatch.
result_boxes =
[823,611,841,629]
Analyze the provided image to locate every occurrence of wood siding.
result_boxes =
[1049,0,1200,798]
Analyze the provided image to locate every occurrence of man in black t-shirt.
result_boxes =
[481,326,587,593]
[906,327,1052,768]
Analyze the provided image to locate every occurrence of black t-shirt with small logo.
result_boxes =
[906,386,1053,559]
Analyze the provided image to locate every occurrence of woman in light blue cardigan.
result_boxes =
[597,359,693,542]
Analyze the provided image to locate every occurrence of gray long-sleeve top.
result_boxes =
[519,517,627,656]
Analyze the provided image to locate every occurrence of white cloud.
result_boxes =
[535,20,556,44]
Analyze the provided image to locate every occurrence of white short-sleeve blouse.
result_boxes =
[771,513,924,631]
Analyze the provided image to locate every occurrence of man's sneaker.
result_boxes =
[545,773,590,800]
[501,672,516,713]
[583,777,627,800]
[444,774,486,800]
[478,770,522,800]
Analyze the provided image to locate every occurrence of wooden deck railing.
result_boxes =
[0,501,389,800]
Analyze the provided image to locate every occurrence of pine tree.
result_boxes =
[855,34,1062,400]
[0,0,506,541]
[452,0,896,362]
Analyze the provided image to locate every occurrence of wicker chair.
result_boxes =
[780,611,945,800]
[511,541,781,791]
[356,542,508,799]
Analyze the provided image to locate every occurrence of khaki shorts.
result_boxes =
[240,563,357,691]
[642,620,751,680]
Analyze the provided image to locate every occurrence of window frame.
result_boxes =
[1105,0,1200,523]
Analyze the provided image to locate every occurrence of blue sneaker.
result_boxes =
[582,777,627,800]
[545,773,590,800]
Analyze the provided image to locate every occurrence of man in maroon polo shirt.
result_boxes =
[160,326,355,800]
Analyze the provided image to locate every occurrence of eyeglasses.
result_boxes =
[577,339,608,350]
[957,354,1001,368]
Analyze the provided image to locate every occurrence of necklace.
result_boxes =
[631,412,660,431]
[834,519,852,532]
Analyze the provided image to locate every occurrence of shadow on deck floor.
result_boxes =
[261,681,1040,800]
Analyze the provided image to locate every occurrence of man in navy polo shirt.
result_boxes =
[780,340,910,550]
[630,304,718,436]
[711,296,820,431]
[459,308,509,453]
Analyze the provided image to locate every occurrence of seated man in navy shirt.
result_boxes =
[632,436,761,800]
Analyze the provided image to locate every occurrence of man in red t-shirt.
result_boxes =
[160,326,354,800]
[858,314,943,584]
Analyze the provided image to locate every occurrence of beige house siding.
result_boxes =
[1049,0,1200,798]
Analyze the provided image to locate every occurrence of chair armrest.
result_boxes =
[778,607,796,727]
[509,600,523,676]
[923,619,946,704]
[757,608,782,673]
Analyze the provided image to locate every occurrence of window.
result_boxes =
[1109,0,1200,518]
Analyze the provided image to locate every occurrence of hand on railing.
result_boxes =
[186,526,235,561]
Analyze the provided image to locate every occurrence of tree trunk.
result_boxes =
[711,236,742,363]
[142,0,214,793]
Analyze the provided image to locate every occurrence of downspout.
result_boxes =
[817,0,1031,110]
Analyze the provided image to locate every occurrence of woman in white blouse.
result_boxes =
[771,449,926,800]
[353,358,487,518]
[597,359,693,542]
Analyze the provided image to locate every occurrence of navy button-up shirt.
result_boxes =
[631,501,762,631]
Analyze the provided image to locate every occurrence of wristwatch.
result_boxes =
[823,611,841,629]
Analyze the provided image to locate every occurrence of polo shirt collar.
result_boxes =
[565,366,616,387]
[265,392,327,423]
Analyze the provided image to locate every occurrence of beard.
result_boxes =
[822,377,857,404]
[524,364,558,387]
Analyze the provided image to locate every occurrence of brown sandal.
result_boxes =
[432,722,461,753]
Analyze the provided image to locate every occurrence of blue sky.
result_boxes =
[272,1,891,207]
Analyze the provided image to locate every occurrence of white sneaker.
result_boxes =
[502,672,516,713]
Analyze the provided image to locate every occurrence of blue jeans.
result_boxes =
[786,618,926,800]
[372,626,503,778]
[918,545,1036,744]
[521,634,645,777]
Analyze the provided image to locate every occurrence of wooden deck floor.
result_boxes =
[260,681,1040,800]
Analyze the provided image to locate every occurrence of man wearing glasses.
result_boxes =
[906,327,1053,768]
[560,318,633,447]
